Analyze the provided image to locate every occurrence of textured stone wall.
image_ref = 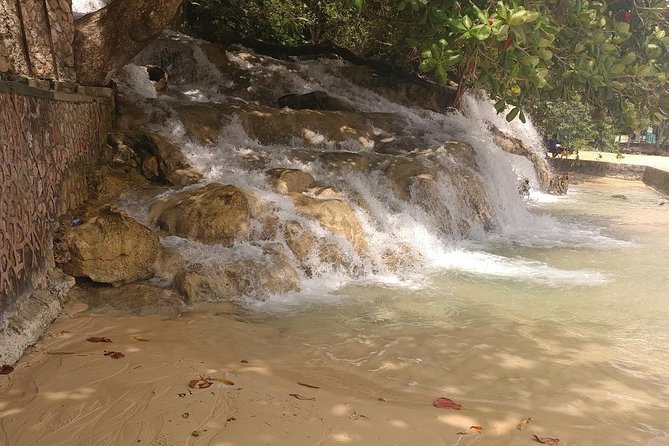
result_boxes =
[0,0,76,80]
[0,82,113,319]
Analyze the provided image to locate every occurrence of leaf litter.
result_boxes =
[433,397,463,410]
[87,337,112,343]
[103,351,125,359]
[533,434,560,445]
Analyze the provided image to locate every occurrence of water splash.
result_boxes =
[116,32,627,303]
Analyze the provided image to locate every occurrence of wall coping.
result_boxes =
[0,80,113,104]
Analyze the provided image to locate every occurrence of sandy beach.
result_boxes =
[0,300,595,446]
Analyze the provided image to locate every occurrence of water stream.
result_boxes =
[109,33,669,443]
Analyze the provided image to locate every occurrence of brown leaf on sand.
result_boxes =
[518,417,534,430]
[470,425,483,433]
[87,336,112,343]
[133,336,150,342]
[433,397,463,410]
[1,364,14,375]
[289,393,316,401]
[532,434,560,445]
[103,351,125,359]
[212,378,235,386]
[298,381,320,389]
[189,378,213,389]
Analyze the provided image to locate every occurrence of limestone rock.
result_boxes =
[153,247,187,281]
[277,91,355,112]
[490,126,558,193]
[150,183,251,245]
[89,165,150,201]
[266,168,315,194]
[290,194,368,255]
[174,246,299,302]
[108,131,202,186]
[57,206,161,284]
[72,284,186,318]
[173,102,224,145]
[284,221,345,273]
[242,191,279,241]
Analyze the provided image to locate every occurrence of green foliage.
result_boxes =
[527,95,618,151]
[184,0,669,128]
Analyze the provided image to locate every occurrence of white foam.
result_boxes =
[116,36,632,302]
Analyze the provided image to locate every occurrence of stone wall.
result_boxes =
[0,0,76,80]
[0,80,113,363]
[642,167,669,196]
[548,158,647,180]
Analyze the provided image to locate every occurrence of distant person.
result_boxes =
[547,134,561,157]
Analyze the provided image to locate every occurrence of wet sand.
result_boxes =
[1,303,517,446]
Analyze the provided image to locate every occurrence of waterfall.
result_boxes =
[113,32,622,305]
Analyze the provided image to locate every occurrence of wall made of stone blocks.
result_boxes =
[0,0,76,81]
[0,82,113,319]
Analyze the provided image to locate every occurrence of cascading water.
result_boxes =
[4,32,669,446]
[115,32,622,304]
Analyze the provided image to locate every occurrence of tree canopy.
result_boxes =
[184,0,669,127]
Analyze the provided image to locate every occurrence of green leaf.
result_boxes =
[471,25,492,40]
[494,99,506,112]
[620,52,636,65]
[509,10,528,26]
[609,64,625,75]
[519,110,527,123]
[495,24,510,41]
[462,15,473,29]
[615,22,630,34]
[506,107,520,121]
[473,5,488,24]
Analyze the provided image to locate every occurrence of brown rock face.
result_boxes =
[266,168,316,194]
[108,131,202,186]
[284,221,345,273]
[174,246,299,302]
[73,283,187,317]
[290,194,368,255]
[56,206,160,284]
[150,183,251,245]
[490,126,566,194]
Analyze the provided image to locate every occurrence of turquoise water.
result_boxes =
[230,177,669,445]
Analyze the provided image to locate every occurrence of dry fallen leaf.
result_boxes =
[133,336,150,342]
[289,393,316,401]
[433,397,463,410]
[212,378,235,386]
[298,381,320,389]
[0,364,14,375]
[377,397,388,402]
[182,412,190,419]
[532,434,560,445]
[103,351,125,359]
[517,417,534,430]
[87,336,112,343]
[240,359,249,363]
[470,425,483,433]
[191,430,201,437]
[189,378,213,389]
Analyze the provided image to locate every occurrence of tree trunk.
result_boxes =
[74,0,183,86]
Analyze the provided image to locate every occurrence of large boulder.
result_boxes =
[72,284,187,318]
[108,131,202,186]
[266,168,315,194]
[284,221,346,274]
[277,91,355,112]
[174,246,299,302]
[289,194,369,255]
[490,126,567,194]
[56,206,161,284]
[150,183,252,245]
